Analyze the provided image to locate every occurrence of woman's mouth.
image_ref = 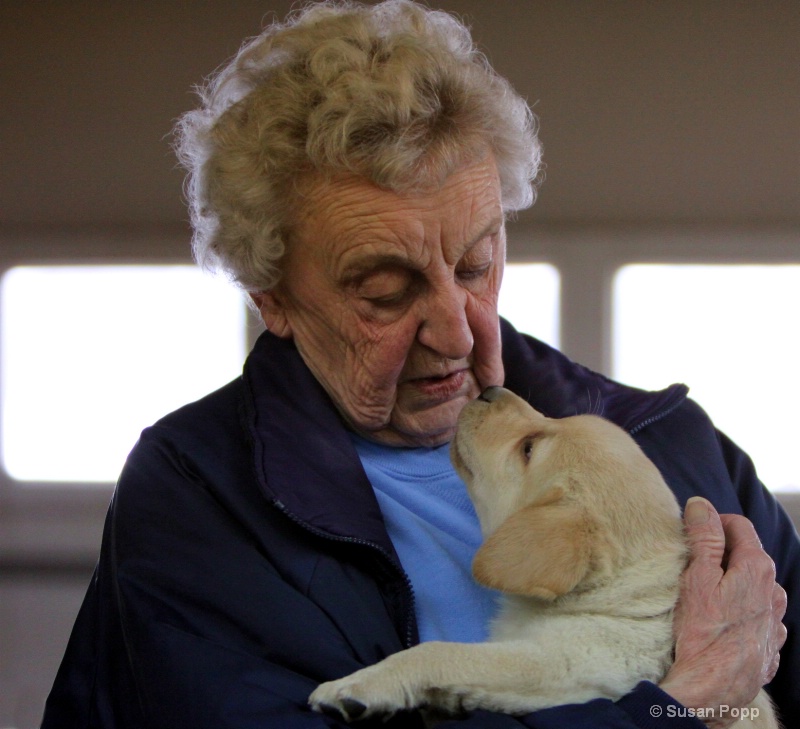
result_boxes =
[410,369,469,400]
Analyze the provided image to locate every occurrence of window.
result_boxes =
[498,263,560,348]
[498,227,799,493]
[613,263,800,491]
[2,235,797,494]
[0,261,559,483]
[1,265,247,484]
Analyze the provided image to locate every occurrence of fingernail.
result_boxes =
[685,497,710,525]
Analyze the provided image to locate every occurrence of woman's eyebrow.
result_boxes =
[469,217,504,247]
[338,217,503,283]
[338,253,417,285]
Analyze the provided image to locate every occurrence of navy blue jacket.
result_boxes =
[43,320,800,728]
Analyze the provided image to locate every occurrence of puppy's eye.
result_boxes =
[523,439,534,462]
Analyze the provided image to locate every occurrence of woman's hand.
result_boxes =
[659,497,787,728]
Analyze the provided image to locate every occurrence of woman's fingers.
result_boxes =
[660,498,784,726]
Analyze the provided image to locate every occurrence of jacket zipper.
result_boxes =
[272,499,418,649]
[628,393,687,436]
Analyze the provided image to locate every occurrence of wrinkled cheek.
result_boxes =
[284,308,371,419]
[339,329,411,425]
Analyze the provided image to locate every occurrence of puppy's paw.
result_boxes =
[309,665,419,721]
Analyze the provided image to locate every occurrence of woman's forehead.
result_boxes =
[290,157,504,268]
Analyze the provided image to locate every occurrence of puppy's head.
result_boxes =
[451,387,682,601]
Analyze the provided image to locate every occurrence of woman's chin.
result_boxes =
[368,398,473,448]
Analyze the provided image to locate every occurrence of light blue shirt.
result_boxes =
[350,434,498,643]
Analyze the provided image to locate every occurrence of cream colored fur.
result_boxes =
[309,388,779,726]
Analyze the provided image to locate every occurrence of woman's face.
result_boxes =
[253,156,506,447]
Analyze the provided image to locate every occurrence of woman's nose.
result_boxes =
[416,283,474,360]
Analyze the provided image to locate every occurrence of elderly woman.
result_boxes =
[43,2,797,728]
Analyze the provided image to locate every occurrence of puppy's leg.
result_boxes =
[309,640,622,720]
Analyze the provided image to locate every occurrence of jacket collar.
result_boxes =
[243,320,688,542]
[498,318,688,433]
[243,331,396,551]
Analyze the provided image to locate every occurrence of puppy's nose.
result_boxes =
[478,386,504,403]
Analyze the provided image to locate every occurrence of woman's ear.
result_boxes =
[472,499,591,600]
[250,291,293,339]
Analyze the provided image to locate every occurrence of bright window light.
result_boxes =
[1,265,247,483]
[498,263,560,348]
[613,264,800,492]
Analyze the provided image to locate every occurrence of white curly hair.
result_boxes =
[174,0,543,293]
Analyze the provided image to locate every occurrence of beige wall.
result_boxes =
[1,3,798,727]
[3,1,799,229]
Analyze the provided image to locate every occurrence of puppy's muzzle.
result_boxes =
[478,386,504,403]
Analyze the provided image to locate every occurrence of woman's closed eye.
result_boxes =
[357,269,414,307]
[456,263,492,284]
[456,236,496,286]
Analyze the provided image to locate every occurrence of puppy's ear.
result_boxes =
[472,500,591,600]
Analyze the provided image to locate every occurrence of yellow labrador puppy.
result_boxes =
[310,387,778,726]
